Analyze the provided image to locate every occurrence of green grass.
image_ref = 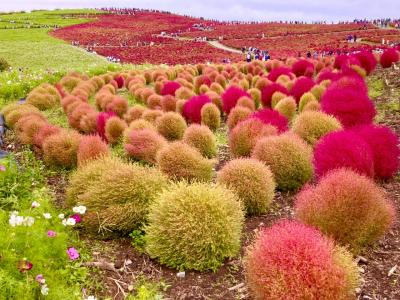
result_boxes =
[367,77,385,98]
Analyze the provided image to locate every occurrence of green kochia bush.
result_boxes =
[217,158,276,215]
[76,162,168,235]
[145,182,245,271]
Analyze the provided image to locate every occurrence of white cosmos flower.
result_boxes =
[31,201,40,208]
[72,205,87,215]
[43,213,52,219]
[65,218,76,226]
[41,284,49,295]
[58,213,65,219]
[24,216,35,227]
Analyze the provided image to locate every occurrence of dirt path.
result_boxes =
[207,40,243,54]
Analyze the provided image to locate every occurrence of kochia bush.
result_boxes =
[380,48,399,68]
[77,135,110,166]
[217,158,276,215]
[145,182,244,271]
[295,168,396,253]
[221,86,251,114]
[313,130,375,178]
[245,220,359,300]
[201,103,221,131]
[250,109,288,133]
[182,95,211,124]
[42,131,81,168]
[252,134,313,191]
[156,112,187,141]
[183,124,217,158]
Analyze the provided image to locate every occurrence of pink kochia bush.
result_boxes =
[182,95,211,124]
[351,124,400,179]
[244,220,359,300]
[290,76,316,103]
[77,135,110,166]
[260,83,288,107]
[380,48,399,68]
[313,130,374,178]
[222,86,250,114]
[292,59,315,77]
[96,111,117,142]
[160,81,181,96]
[355,51,377,75]
[295,168,396,253]
[267,66,294,82]
[250,109,288,133]
[321,83,376,128]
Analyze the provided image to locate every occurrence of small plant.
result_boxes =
[156,112,187,140]
[183,124,217,158]
[313,130,375,178]
[145,182,244,271]
[156,141,214,182]
[201,102,221,131]
[221,86,250,114]
[252,133,313,191]
[292,111,342,146]
[0,57,10,72]
[274,96,297,121]
[229,118,277,157]
[227,106,252,130]
[290,76,316,103]
[105,116,127,145]
[77,135,110,166]
[182,95,211,124]
[217,158,275,215]
[244,220,359,300]
[295,168,396,253]
[380,48,399,68]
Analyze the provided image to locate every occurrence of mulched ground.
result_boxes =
[1,67,399,299]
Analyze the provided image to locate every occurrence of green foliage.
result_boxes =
[145,182,245,271]
[0,57,10,72]
[217,158,276,215]
[130,229,146,253]
[0,152,44,210]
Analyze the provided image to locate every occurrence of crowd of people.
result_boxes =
[241,47,271,62]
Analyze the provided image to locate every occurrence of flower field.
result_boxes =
[1,34,400,299]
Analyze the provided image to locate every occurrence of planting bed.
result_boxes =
[1,46,399,299]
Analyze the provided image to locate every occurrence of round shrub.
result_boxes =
[237,96,256,111]
[14,114,47,145]
[291,76,316,103]
[125,128,167,165]
[96,111,117,142]
[298,92,317,112]
[33,124,61,149]
[274,96,297,121]
[267,66,294,82]
[160,95,177,112]
[160,81,181,96]
[295,168,396,253]
[321,86,376,128]
[183,124,217,158]
[156,112,187,141]
[351,124,400,179]
[77,135,110,166]
[250,109,288,133]
[248,88,261,108]
[26,90,58,110]
[104,116,127,145]
[42,131,81,168]
[175,86,195,100]
[227,106,252,130]
[310,84,326,100]
[142,109,164,124]
[261,83,288,108]
[303,100,321,111]
[221,86,250,114]
[182,95,211,124]
[292,59,315,77]
[156,141,214,182]
[80,111,99,134]
[145,182,244,271]
[3,104,42,128]
[124,105,146,124]
[146,94,162,109]
[66,156,126,206]
[201,103,221,131]
[229,118,278,157]
[245,220,359,300]
[292,111,343,146]
[355,51,377,74]
[252,133,313,191]
[106,96,128,117]
[78,163,168,234]
[217,158,276,215]
[270,91,287,108]
[313,130,374,178]
[380,48,399,68]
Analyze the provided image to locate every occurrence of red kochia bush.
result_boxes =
[245,220,359,300]
[380,48,399,68]
[96,111,117,142]
[267,66,294,82]
[260,83,289,107]
[221,86,250,115]
[250,109,288,133]
[182,95,211,124]
[77,135,110,166]
[351,124,400,179]
[329,75,368,95]
[321,86,376,128]
[313,130,374,178]
[292,59,315,77]
[160,81,181,96]
[295,168,396,253]
[316,70,339,83]
[355,51,377,75]
[114,76,124,89]
[290,76,316,103]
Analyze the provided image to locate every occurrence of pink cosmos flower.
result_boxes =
[70,214,81,223]
[47,230,56,237]
[18,259,33,273]
[0,165,6,172]
[67,247,79,260]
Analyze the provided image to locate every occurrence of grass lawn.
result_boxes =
[0,9,109,71]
